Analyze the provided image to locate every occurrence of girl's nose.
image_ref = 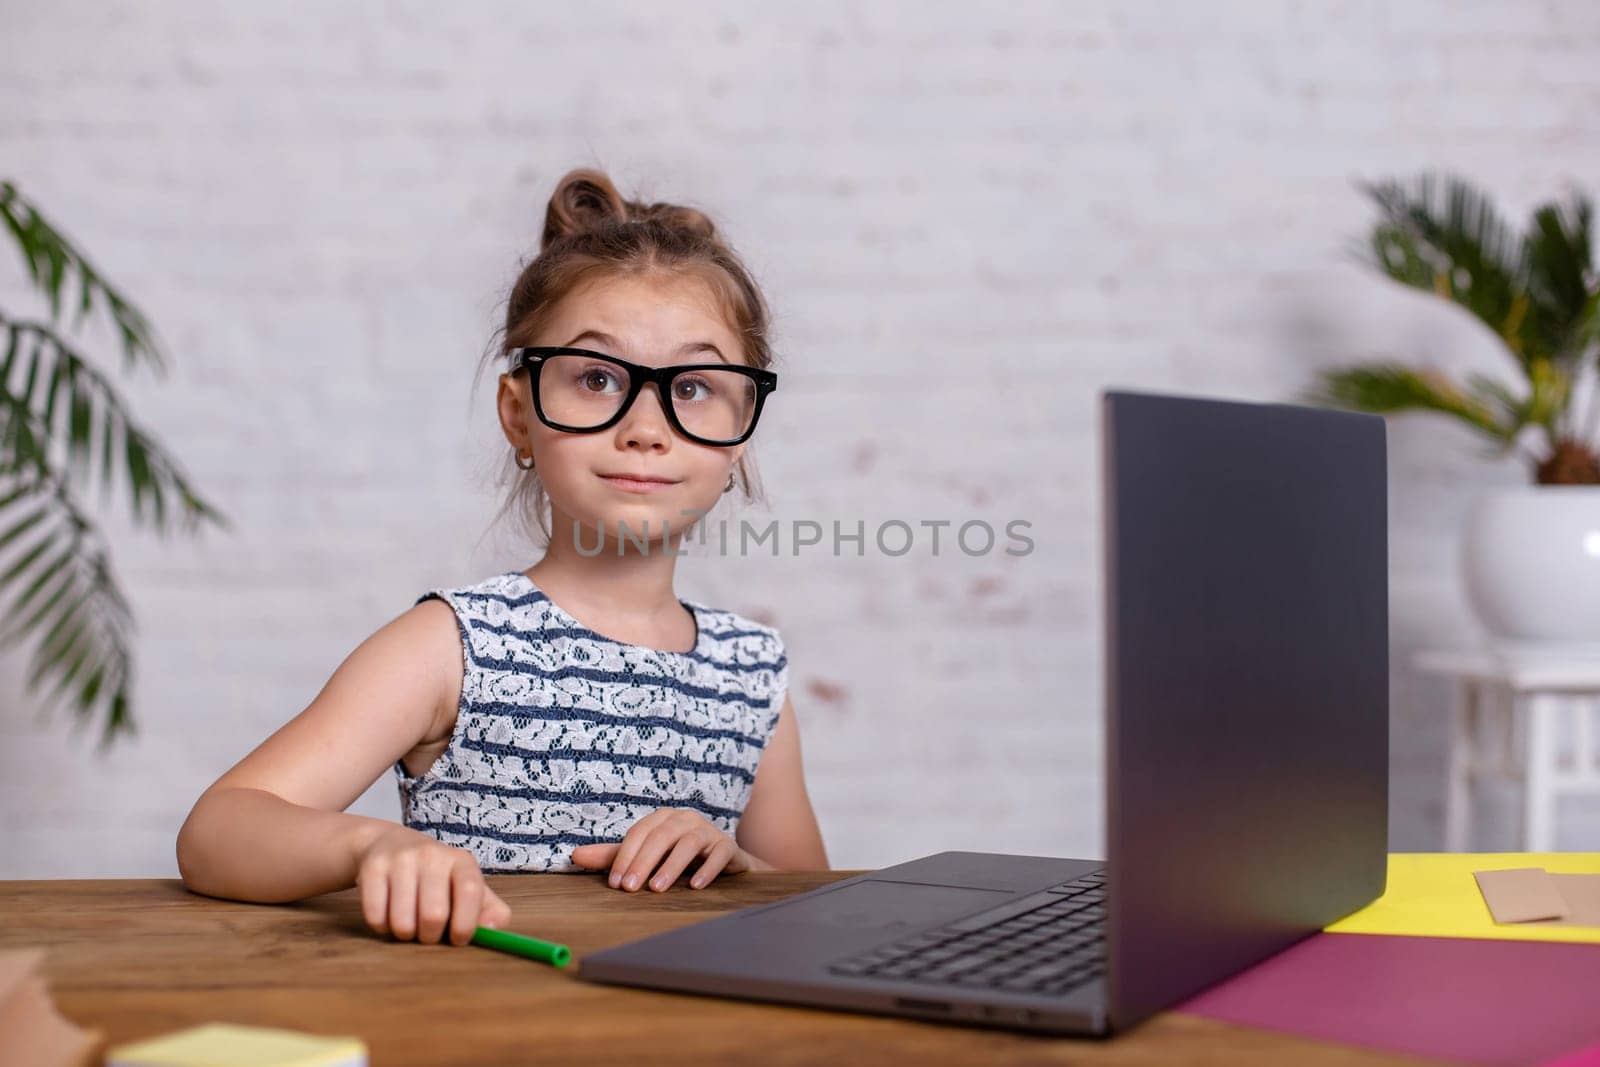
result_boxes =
[615,382,673,450]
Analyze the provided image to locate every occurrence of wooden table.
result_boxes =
[0,872,1432,1065]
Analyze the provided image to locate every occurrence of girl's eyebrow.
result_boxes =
[563,330,728,363]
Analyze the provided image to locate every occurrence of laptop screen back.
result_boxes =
[1101,390,1389,1029]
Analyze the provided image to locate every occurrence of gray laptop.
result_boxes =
[579,389,1390,1035]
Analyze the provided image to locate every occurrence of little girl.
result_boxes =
[176,168,829,947]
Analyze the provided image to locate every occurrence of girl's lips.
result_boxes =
[598,474,680,494]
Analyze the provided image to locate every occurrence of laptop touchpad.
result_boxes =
[761,879,1011,930]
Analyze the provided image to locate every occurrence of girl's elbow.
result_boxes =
[175,802,232,898]
[174,817,213,895]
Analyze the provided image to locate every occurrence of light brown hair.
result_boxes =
[480,168,775,546]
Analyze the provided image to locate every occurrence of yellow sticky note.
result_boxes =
[1325,853,1600,943]
[106,1022,367,1067]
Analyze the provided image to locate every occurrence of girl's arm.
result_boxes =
[175,598,462,903]
[735,695,829,870]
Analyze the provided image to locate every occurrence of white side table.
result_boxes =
[1416,649,1600,851]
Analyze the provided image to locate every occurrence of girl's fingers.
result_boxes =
[387,852,419,941]
[569,843,620,870]
[608,812,669,889]
[416,859,453,945]
[358,861,390,936]
[361,844,504,945]
[649,834,709,892]
[723,841,753,875]
[446,862,483,946]
[482,886,512,929]
[690,838,739,889]
[618,821,687,892]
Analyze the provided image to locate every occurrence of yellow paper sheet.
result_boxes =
[1324,853,1600,943]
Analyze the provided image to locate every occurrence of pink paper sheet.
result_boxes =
[1177,933,1600,1065]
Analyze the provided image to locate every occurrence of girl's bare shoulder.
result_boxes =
[405,596,467,745]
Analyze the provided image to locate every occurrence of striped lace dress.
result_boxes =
[392,570,790,873]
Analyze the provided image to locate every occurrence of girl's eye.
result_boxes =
[673,376,711,402]
[578,366,624,393]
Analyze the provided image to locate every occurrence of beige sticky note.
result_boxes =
[1547,873,1600,927]
[1473,867,1572,923]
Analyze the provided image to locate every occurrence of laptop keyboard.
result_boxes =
[826,869,1107,997]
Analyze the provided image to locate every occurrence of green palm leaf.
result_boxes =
[0,180,229,748]
[0,314,227,535]
[1524,192,1595,358]
[0,182,165,376]
[1304,363,1524,450]
[0,470,135,750]
[1360,175,1551,366]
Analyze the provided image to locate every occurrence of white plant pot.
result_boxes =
[1462,486,1600,653]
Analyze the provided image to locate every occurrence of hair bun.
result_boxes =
[541,169,628,248]
[629,200,718,241]
[540,168,720,250]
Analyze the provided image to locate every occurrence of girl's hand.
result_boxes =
[353,824,513,944]
[570,808,767,892]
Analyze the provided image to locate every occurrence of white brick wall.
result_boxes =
[2,1,1598,877]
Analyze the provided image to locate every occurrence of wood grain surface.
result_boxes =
[0,871,1437,1065]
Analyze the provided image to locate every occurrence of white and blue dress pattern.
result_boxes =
[392,570,789,873]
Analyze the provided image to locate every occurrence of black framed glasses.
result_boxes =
[510,346,777,447]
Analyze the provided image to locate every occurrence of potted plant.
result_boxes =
[1308,173,1600,650]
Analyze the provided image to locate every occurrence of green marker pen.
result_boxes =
[471,926,572,968]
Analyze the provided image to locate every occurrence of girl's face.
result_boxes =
[498,271,751,544]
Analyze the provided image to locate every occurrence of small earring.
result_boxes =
[515,450,536,471]
[723,472,736,494]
